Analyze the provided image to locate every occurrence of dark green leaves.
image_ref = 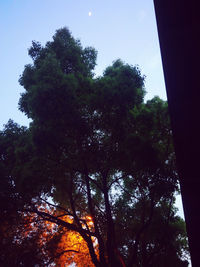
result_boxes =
[0,28,189,266]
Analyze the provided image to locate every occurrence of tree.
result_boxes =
[0,28,189,266]
[0,120,52,266]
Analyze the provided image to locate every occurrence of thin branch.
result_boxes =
[39,197,73,216]
[128,195,155,267]
[108,175,125,190]
[88,176,103,191]
[22,207,97,238]
[115,180,140,201]
[47,249,80,265]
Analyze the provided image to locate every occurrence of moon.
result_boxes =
[88,11,92,16]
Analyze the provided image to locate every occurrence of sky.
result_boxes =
[0,0,184,218]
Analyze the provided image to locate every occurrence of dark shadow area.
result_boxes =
[154,1,200,266]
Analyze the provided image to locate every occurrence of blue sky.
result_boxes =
[0,0,166,128]
[0,0,185,219]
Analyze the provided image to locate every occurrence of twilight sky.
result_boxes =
[0,0,184,218]
[0,0,166,128]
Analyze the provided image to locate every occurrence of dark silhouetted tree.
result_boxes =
[0,28,189,266]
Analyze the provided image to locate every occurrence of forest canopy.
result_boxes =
[0,28,189,267]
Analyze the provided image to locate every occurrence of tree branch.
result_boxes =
[115,179,140,201]
[47,249,80,265]
[128,194,155,267]
[39,197,73,216]
[88,175,103,191]
[22,207,96,238]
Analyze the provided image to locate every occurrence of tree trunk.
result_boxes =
[102,172,124,267]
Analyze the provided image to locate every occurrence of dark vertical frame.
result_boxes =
[153,1,200,266]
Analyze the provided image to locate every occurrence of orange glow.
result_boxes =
[86,216,92,221]
[55,230,96,267]
[55,215,98,267]
[21,207,98,266]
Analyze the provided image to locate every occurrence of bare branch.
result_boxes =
[22,207,97,238]
[88,176,103,191]
[39,197,73,216]
[108,175,125,190]
[115,180,140,201]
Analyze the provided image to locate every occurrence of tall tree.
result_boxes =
[0,28,189,266]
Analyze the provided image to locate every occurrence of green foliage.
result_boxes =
[0,28,190,266]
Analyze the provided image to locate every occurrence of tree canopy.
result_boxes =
[0,28,189,266]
